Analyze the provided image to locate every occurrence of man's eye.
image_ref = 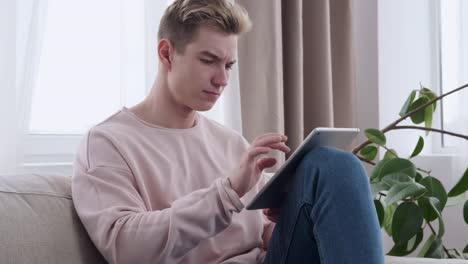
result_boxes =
[200,59,214,65]
[226,64,233,70]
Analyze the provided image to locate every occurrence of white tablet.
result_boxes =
[245,127,360,210]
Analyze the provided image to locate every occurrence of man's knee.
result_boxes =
[298,146,367,183]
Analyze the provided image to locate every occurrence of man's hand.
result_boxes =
[263,208,281,223]
[228,133,290,198]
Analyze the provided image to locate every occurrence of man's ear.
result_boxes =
[158,39,173,70]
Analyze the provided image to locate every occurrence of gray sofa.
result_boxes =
[1,173,467,264]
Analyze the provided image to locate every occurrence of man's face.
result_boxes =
[166,25,237,111]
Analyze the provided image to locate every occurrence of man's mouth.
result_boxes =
[203,90,220,96]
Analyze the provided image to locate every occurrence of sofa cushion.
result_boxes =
[1,174,466,264]
[0,173,106,264]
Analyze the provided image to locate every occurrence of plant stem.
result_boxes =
[426,220,451,258]
[357,155,376,165]
[357,155,430,175]
[393,126,468,140]
[417,167,431,175]
[383,83,468,133]
[353,83,468,154]
[381,145,394,154]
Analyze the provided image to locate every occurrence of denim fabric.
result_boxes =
[264,147,384,264]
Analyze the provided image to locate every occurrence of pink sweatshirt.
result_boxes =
[72,107,274,264]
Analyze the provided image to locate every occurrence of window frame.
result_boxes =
[18,0,237,174]
[19,0,149,173]
[430,0,467,155]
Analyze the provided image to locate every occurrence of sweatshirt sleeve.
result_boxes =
[71,129,244,264]
[258,172,276,249]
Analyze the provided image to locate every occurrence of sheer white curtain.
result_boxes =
[220,62,243,134]
[16,0,48,168]
[0,0,17,174]
[0,0,47,174]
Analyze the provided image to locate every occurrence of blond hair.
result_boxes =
[158,0,251,53]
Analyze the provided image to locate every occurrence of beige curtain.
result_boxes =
[237,0,356,156]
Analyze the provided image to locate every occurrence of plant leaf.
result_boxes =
[410,136,424,158]
[406,229,424,253]
[418,234,436,257]
[374,200,385,227]
[425,239,444,258]
[399,90,417,117]
[448,168,468,197]
[360,145,378,161]
[392,202,424,244]
[382,173,413,187]
[464,200,468,224]
[385,181,427,206]
[421,87,438,111]
[429,198,445,238]
[436,212,445,239]
[464,244,468,254]
[384,149,398,160]
[365,128,387,146]
[420,176,448,212]
[370,182,390,198]
[408,97,430,124]
[380,158,417,180]
[422,237,444,259]
[370,159,390,182]
[387,228,423,256]
[418,197,440,222]
[383,204,397,236]
[424,103,434,134]
[415,172,423,182]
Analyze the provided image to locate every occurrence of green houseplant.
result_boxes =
[353,83,468,259]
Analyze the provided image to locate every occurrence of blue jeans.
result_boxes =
[264,147,384,264]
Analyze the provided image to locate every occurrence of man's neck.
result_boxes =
[129,78,197,129]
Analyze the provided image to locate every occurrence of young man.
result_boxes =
[72,0,384,263]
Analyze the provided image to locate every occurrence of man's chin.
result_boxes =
[196,104,215,112]
[192,101,217,112]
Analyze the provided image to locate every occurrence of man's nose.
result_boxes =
[212,67,229,87]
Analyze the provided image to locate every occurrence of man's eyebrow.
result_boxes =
[199,51,236,64]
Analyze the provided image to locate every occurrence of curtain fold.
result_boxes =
[237,0,285,140]
[15,0,48,171]
[282,0,304,151]
[329,0,356,128]
[237,0,356,156]
[0,0,48,174]
[0,0,17,174]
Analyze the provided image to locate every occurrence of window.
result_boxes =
[18,0,239,173]
[438,0,468,148]
[376,0,467,173]
[374,0,467,250]
[20,0,149,171]
[30,0,146,135]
